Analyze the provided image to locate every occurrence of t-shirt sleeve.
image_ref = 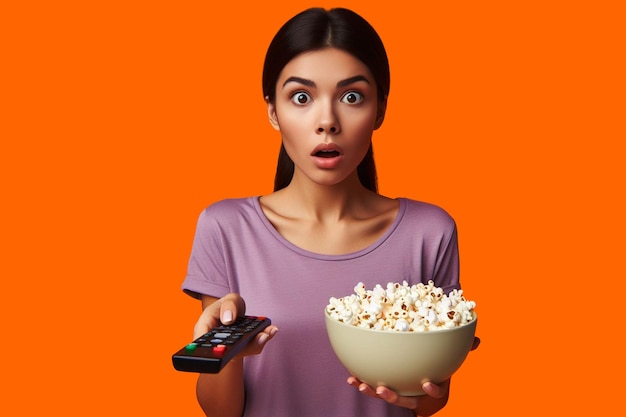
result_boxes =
[181,207,232,300]
[433,222,461,294]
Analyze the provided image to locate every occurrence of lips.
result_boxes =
[311,143,344,169]
[311,143,343,157]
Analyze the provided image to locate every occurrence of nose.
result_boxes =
[316,102,340,134]
[317,125,338,133]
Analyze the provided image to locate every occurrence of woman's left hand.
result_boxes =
[347,376,449,416]
[348,336,480,416]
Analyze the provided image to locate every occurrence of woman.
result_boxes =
[183,7,476,417]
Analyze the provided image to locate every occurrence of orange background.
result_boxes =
[1,0,624,415]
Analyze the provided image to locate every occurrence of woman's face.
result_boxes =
[267,47,386,188]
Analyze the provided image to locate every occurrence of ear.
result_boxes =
[266,96,280,131]
[374,97,388,130]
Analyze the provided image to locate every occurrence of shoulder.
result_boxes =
[196,197,258,230]
[202,197,255,215]
[400,198,456,228]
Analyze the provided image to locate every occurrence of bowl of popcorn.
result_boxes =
[324,281,477,396]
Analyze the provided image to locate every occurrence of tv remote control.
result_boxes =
[172,315,271,373]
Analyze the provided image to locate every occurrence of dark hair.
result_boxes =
[262,8,390,192]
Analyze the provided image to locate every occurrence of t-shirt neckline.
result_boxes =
[250,196,407,261]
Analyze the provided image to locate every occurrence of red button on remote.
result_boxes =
[213,345,226,355]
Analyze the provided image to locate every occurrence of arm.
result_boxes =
[193,294,278,417]
[195,295,244,417]
[197,359,245,417]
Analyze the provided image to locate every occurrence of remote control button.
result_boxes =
[213,345,226,355]
[173,315,271,374]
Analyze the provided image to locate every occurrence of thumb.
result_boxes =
[219,294,246,325]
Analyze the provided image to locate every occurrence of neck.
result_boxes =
[280,172,374,223]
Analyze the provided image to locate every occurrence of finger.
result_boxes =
[471,336,481,350]
[193,294,244,339]
[346,377,379,399]
[358,382,378,398]
[421,382,441,398]
[347,377,387,400]
[193,305,221,339]
[347,376,360,388]
[219,294,245,324]
[375,386,398,401]
[257,325,279,346]
[422,379,449,399]
[375,386,418,410]
[241,325,279,356]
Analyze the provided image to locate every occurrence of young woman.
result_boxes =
[182,7,478,417]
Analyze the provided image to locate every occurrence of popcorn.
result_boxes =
[326,281,476,332]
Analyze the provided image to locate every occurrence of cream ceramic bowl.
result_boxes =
[324,310,477,396]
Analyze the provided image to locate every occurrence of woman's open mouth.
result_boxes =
[315,149,341,158]
[311,144,344,169]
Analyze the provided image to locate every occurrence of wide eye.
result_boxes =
[341,91,363,104]
[291,92,312,105]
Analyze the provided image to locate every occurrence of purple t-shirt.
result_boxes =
[183,197,460,417]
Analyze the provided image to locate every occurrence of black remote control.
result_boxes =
[172,315,271,373]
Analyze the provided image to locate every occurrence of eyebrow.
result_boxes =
[282,75,371,89]
[337,75,370,88]
[283,76,315,88]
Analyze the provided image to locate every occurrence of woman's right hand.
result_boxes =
[194,293,279,356]
[194,293,277,417]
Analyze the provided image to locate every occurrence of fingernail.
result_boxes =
[257,333,269,346]
[222,310,233,323]
[270,328,279,336]
[422,382,436,395]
